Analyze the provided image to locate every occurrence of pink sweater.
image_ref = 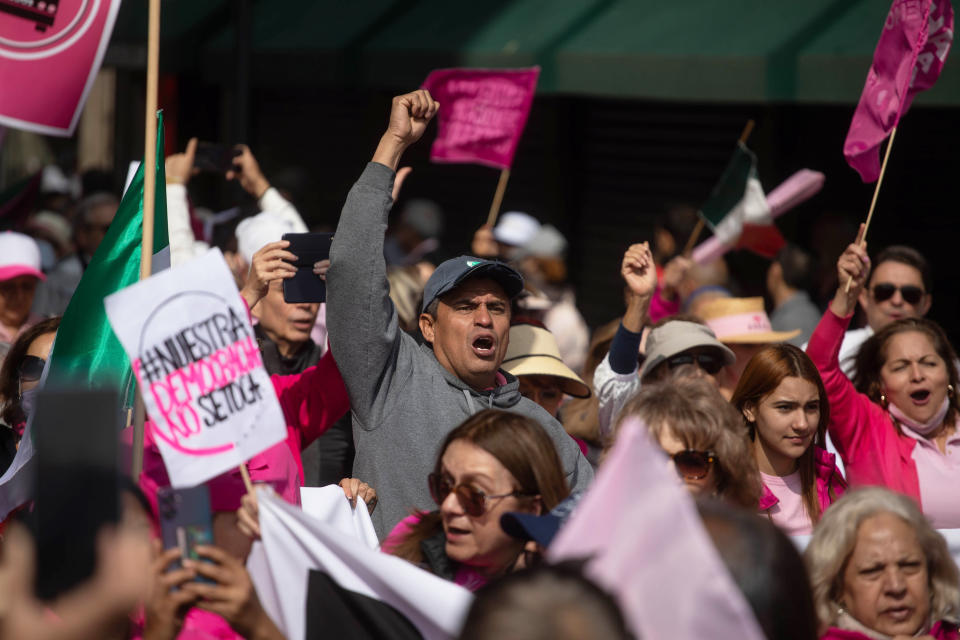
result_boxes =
[805,309,923,504]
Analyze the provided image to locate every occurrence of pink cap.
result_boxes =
[0,232,45,282]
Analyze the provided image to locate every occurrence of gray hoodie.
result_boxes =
[327,162,594,538]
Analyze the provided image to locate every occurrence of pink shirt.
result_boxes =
[903,424,960,528]
[759,471,811,535]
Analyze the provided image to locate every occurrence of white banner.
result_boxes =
[249,488,473,640]
[105,248,286,487]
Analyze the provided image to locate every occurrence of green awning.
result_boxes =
[110,0,960,104]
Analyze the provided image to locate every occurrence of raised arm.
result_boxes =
[806,228,878,462]
[595,242,655,438]
[228,145,308,233]
[326,91,438,428]
[165,138,210,266]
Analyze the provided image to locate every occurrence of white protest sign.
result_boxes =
[105,248,286,487]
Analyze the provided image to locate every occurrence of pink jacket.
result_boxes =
[820,621,959,639]
[134,349,350,514]
[758,446,846,516]
[806,309,923,505]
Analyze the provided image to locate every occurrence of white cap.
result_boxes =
[493,211,540,247]
[517,224,567,258]
[0,232,45,281]
[235,211,299,264]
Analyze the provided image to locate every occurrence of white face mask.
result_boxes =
[888,396,949,435]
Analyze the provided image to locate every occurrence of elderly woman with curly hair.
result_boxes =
[805,487,960,639]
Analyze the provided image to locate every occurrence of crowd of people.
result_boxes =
[0,88,958,640]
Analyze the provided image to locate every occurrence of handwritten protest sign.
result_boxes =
[105,249,286,488]
[0,0,122,136]
[421,67,540,169]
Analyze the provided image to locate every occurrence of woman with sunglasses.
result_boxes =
[806,236,960,527]
[381,409,569,590]
[612,376,761,508]
[0,316,59,468]
[731,344,845,535]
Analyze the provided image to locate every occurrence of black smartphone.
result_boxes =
[31,387,120,601]
[194,142,240,173]
[158,484,215,583]
[282,232,333,304]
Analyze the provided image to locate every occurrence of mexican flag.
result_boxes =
[699,142,785,259]
[0,112,170,520]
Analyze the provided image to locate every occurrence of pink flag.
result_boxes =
[844,0,954,182]
[549,418,766,640]
[421,67,540,170]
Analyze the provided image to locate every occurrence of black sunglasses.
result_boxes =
[666,352,723,375]
[671,449,717,480]
[18,355,45,382]
[872,283,924,306]
[428,473,533,517]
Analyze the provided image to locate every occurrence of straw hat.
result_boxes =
[502,323,590,398]
[698,297,800,344]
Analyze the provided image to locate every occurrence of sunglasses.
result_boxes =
[666,352,723,375]
[428,473,533,517]
[670,449,717,480]
[18,355,45,382]
[872,283,924,305]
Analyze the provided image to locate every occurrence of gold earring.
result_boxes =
[880,393,887,406]
[949,385,955,397]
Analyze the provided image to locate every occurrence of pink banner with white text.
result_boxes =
[421,67,540,170]
[844,0,954,182]
[0,0,122,136]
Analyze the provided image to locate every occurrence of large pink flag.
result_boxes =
[844,0,954,182]
[549,418,766,640]
[421,67,540,170]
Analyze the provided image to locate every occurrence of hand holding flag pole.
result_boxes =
[683,119,755,256]
[841,0,954,290]
[421,67,540,228]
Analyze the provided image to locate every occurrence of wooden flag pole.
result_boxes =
[486,168,511,227]
[131,0,161,482]
[239,463,255,495]
[683,119,756,256]
[844,126,898,293]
